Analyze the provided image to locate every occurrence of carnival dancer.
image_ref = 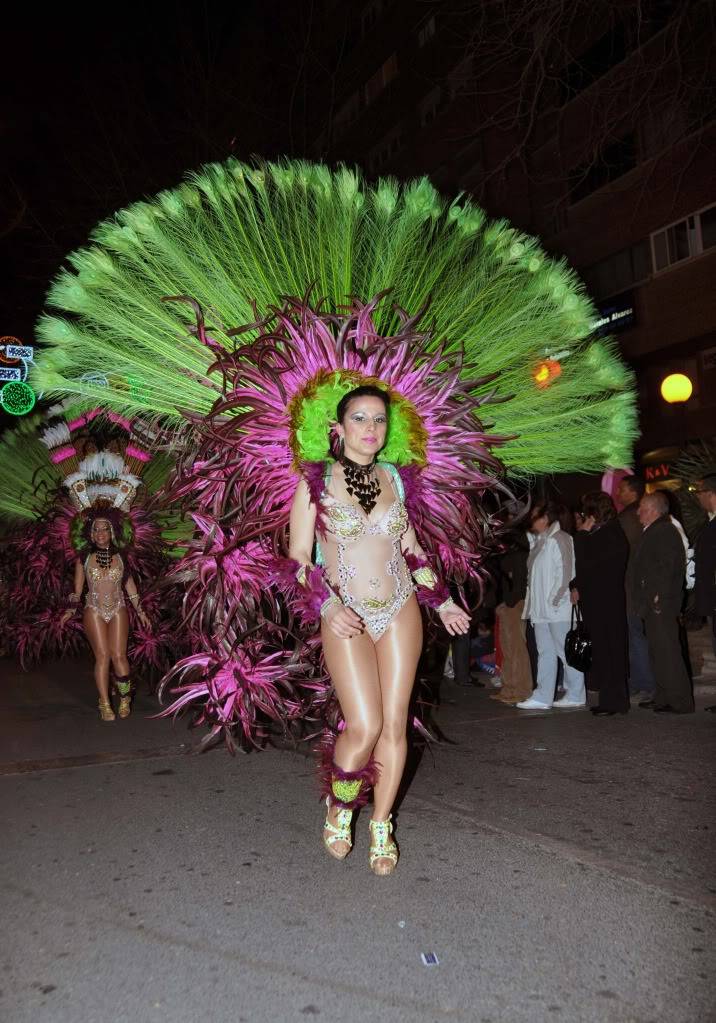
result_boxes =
[61,512,150,721]
[0,405,181,707]
[289,384,469,873]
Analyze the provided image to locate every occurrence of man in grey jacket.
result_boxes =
[628,491,694,713]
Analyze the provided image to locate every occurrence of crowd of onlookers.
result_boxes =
[446,473,716,716]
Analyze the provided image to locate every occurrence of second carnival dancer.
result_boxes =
[0,405,180,720]
[289,384,469,874]
[61,513,150,721]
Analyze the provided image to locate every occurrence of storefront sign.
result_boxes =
[591,292,635,335]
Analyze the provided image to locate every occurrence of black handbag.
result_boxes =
[564,602,592,672]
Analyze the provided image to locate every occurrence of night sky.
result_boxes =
[3,3,304,341]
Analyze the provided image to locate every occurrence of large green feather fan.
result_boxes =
[33,158,637,475]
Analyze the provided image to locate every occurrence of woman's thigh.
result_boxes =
[375,596,423,726]
[83,610,110,659]
[108,610,129,660]
[321,623,381,727]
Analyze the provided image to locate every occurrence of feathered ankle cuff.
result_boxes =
[318,733,380,810]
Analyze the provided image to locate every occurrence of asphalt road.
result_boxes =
[1,655,714,1023]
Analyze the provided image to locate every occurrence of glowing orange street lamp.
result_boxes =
[533,359,562,389]
[660,372,692,404]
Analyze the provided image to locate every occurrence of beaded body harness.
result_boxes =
[84,552,126,623]
[316,463,414,640]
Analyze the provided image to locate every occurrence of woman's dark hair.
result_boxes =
[621,474,645,500]
[336,385,390,423]
[530,500,564,527]
[581,491,616,525]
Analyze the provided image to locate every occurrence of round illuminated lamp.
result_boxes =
[533,359,562,389]
[660,372,692,404]
[1,380,36,415]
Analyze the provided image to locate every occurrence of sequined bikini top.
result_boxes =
[325,497,409,542]
[85,552,124,585]
[316,462,408,561]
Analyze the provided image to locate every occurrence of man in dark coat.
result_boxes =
[617,475,655,698]
[693,475,716,718]
[628,491,693,713]
[693,474,716,650]
[573,492,629,715]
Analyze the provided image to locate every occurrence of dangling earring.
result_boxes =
[337,436,344,459]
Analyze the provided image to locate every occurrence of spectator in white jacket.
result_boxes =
[517,501,586,710]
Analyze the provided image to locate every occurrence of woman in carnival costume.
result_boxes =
[290,381,471,873]
[30,159,639,867]
[0,405,179,719]
[61,508,150,721]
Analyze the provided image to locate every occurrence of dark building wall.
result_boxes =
[301,0,715,461]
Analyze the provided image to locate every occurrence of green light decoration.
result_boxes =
[1,380,37,416]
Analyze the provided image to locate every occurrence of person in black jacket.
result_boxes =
[617,475,655,698]
[693,474,716,654]
[572,492,630,715]
[627,491,694,714]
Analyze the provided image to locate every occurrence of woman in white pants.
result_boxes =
[517,501,585,709]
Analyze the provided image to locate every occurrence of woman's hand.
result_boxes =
[438,603,471,636]
[578,515,596,532]
[137,609,151,629]
[325,603,364,639]
[60,609,75,626]
[570,588,580,605]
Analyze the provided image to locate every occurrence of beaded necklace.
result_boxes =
[340,455,381,516]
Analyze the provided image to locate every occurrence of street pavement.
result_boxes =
[1,654,715,1023]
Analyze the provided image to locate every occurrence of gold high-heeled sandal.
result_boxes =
[323,797,353,860]
[368,815,399,876]
[98,698,115,723]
